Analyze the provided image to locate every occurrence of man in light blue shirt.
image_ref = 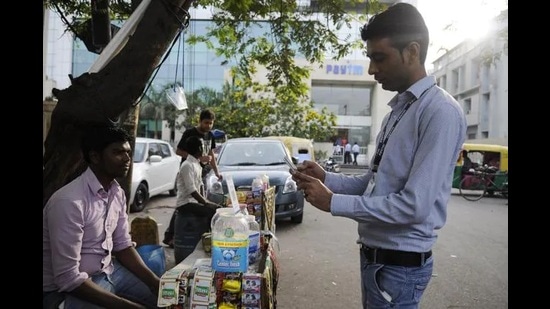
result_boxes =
[292,3,466,308]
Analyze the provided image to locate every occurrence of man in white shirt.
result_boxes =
[344,142,352,164]
[173,135,221,263]
[351,142,360,165]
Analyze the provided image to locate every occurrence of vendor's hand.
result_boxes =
[199,155,212,164]
[215,172,223,180]
[291,169,332,212]
[294,160,326,182]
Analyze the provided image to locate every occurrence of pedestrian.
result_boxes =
[352,142,360,165]
[163,109,222,247]
[43,125,160,308]
[344,142,352,164]
[173,135,221,263]
[290,3,467,308]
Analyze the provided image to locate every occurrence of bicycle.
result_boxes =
[459,165,508,201]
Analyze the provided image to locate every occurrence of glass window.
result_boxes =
[159,143,172,158]
[133,142,146,162]
[311,83,372,116]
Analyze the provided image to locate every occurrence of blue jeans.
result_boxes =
[44,260,158,309]
[360,250,433,309]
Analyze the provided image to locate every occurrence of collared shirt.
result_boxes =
[352,144,360,153]
[43,168,133,292]
[327,75,467,253]
[176,154,203,206]
[344,143,352,152]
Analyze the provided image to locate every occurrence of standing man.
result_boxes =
[344,141,352,164]
[291,3,466,308]
[351,142,360,165]
[43,126,160,309]
[162,109,221,247]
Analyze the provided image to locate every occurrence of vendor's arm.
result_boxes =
[330,105,464,225]
[208,147,221,180]
[46,199,145,308]
[111,202,160,295]
[112,247,160,296]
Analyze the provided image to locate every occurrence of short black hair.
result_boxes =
[81,125,131,163]
[360,3,429,64]
[185,135,203,156]
[200,109,215,121]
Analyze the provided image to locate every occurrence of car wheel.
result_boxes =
[131,183,149,213]
[290,212,303,224]
[168,180,178,196]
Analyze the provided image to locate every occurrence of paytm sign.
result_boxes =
[326,63,364,76]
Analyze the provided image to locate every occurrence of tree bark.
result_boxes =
[43,0,195,207]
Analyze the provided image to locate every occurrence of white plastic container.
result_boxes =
[246,215,261,266]
[211,212,249,273]
[211,207,235,230]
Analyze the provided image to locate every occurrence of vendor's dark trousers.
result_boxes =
[173,202,219,264]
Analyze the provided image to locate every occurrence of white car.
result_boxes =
[129,137,181,212]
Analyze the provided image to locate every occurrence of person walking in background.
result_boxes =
[290,3,466,308]
[43,126,160,309]
[352,142,360,165]
[163,109,222,248]
[344,142,352,164]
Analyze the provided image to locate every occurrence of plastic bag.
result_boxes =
[166,86,188,110]
[136,244,166,277]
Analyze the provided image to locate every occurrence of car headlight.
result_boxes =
[207,175,224,195]
[282,175,297,194]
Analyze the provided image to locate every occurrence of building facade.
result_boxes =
[430,10,508,146]
[43,5,402,163]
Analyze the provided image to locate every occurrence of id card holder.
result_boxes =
[365,173,376,196]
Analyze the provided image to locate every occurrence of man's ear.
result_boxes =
[405,42,421,65]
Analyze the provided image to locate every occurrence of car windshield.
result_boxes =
[133,142,146,163]
[218,141,288,166]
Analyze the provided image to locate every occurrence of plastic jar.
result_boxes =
[211,212,250,272]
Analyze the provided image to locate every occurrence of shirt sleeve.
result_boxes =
[330,104,464,225]
[111,191,133,252]
[46,198,89,292]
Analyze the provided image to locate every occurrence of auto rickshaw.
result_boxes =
[452,143,508,194]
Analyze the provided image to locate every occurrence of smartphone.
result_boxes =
[284,156,298,173]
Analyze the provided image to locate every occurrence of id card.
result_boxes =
[365,174,376,196]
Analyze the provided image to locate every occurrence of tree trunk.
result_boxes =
[43,0,194,207]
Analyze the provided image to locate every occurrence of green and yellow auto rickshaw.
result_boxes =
[452,143,508,197]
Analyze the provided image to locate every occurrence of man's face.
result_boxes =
[91,141,132,179]
[366,37,412,93]
[198,118,214,133]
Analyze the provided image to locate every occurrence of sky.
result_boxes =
[416,0,508,67]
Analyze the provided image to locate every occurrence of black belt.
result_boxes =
[361,245,431,267]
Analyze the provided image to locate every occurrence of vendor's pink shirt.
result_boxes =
[43,168,133,292]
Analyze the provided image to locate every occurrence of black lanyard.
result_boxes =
[371,84,435,172]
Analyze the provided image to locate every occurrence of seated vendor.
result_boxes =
[43,126,160,309]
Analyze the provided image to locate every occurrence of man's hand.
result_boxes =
[199,155,212,164]
[294,160,326,182]
[291,169,332,212]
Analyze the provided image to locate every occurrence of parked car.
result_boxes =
[205,137,304,223]
[129,137,181,212]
